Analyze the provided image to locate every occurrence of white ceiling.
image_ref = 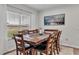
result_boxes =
[26,4,73,11]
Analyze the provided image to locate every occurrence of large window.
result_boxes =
[7,11,31,39]
[7,12,20,25]
[7,11,31,26]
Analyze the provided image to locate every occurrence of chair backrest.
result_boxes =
[57,31,62,42]
[28,29,39,34]
[18,30,29,34]
[44,29,58,34]
[46,31,59,52]
[13,34,25,51]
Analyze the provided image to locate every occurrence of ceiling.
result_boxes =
[26,4,74,11]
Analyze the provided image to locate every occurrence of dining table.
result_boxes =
[23,33,49,47]
[23,33,50,55]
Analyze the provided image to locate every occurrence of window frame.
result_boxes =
[7,11,31,40]
[7,11,31,27]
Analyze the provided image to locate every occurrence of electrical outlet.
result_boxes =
[63,38,69,43]
[65,38,69,41]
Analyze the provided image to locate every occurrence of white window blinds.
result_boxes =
[7,11,31,27]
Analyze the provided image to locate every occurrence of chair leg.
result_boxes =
[50,50,53,55]
[31,48,36,55]
[59,45,61,52]
[53,51,56,55]
[56,44,60,54]
[26,51,28,55]
[36,51,38,55]
[50,46,53,55]
[53,48,56,55]
[27,50,31,55]
[16,49,18,55]
[56,41,60,54]
[57,49,59,54]
[28,50,30,55]
[34,50,37,55]
[23,51,26,55]
[57,41,61,51]
[30,49,33,55]
[20,52,21,55]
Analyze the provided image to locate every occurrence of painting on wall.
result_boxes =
[44,14,65,26]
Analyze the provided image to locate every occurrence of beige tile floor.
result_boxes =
[5,46,79,55]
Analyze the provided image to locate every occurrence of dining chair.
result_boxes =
[44,29,62,54]
[35,31,59,55]
[28,29,39,34]
[13,33,32,55]
[56,31,62,52]
[44,29,58,34]
[18,30,29,34]
[42,29,58,46]
[50,30,62,54]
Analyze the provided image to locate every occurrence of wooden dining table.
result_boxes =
[23,33,49,47]
[22,33,49,55]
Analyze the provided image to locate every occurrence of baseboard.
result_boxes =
[61,44,79,49]
[3,49,16,55]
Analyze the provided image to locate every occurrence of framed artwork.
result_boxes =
[44,14,65,26]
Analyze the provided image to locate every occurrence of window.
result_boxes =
[7,11,31,39]
[21,15,31,26]
[7,11,31,26]
[7,12,21,25]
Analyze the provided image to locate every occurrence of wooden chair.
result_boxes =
[52,30,60,54]
[13,33,32,55]
[44,29,62,54]
[42,29,58,45]
[56,31,62,52]
[35,31,59,55]
[28,29,39,34]
[50,30,62,54]
[44,29,58,34]
[18,30,29,34]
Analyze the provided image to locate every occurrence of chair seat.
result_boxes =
[25,44,30,48]
[18,45,32,51]
[25,45,32,49]
[18,44,32,50]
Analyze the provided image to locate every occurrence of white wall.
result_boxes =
[39,5,79,48]
[0,5,7,54]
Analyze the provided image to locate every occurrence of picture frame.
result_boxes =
[44,14,65,26]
